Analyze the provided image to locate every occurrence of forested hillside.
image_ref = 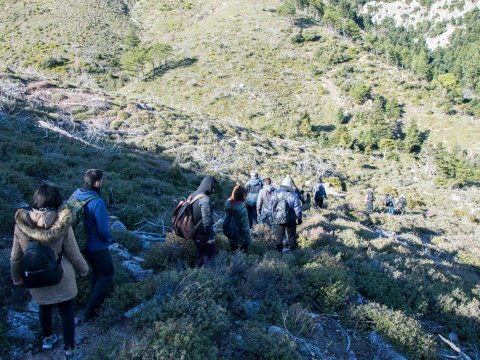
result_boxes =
[1,0,479,359]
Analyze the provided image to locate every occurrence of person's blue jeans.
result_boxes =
[388,206,395,214]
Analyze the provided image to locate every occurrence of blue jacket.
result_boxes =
[313,182,327,199]
[71,188,112,251]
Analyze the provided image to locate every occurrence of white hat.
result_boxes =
[250,170,258,178]
[281,175,294,188]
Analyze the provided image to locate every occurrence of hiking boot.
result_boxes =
[65,348,81,360]
[42,334,58,349]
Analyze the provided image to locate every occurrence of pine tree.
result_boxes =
[434,144,472,187]
[404,121,422,153]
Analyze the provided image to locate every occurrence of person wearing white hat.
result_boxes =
[270,175,303,252]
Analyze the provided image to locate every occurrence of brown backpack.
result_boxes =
[172,194,206,239]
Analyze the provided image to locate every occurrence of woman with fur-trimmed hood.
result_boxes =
[11,184,88,358]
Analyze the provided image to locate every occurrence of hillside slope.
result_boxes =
[123,0,480,153]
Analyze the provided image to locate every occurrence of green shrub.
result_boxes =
[324,176,345,191]
[106,158,149,180]
[143,234,195,271]
[300,259,355,312]
[315,41,353,66]
[233,321,301,360]
[98,279,157,328]
[350,303,437,359]
[120,318,219,360]
[12,155,57,178]
[112,230,143,254]
[117,110,130,120]
[348,81,371,104]
[109,119,123,130]
[51,93,66,103]
[0,168,34,198]
[240,257,302,303]
[0,184,22,233]
[298,226,333,249]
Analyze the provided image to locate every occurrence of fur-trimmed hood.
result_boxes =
[15,207,72,244]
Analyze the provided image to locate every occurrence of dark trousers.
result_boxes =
[39,299,75,350]
[367,202,374,213]
[84,249,114,320]
[314,198,324,208]
[194,239,217,267]
[246,205,258,228]
[275,224,298,252]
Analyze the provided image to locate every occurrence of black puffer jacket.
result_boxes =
[189,176,217,239]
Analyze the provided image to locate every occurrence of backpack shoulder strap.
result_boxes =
[80,195,100,206]
[189,193,207,204]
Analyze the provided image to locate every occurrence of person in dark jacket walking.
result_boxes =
[312,178,327,208]
[270,176,302,252]
[245,171,263,228]
[397,195,407,215]
[385,193,395,215]
[365,189,375,214]
[256,178,275,226]
[224,184,253,252]
[70,169,113,321]
[190,176,218,267]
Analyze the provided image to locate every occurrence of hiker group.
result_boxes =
[365,190,407,215]
[173,171,328,266]
[9,168,328,358]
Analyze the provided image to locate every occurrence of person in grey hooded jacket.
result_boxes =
[270,176,302,252]
[189,176,218,267]
[245,171,263,228]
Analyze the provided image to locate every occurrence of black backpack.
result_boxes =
[172,194,205,239]
[223,209,242,245]
[21,240,64,289]
[272,193,296,226]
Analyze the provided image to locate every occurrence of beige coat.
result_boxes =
[10,208,89,305]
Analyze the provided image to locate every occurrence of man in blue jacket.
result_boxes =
[71,169,113,321]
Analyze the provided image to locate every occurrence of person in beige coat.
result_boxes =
[10,184,88,359]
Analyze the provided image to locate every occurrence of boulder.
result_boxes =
[369,331,407,360]
[6,310,37,342]
[121,260,153,281]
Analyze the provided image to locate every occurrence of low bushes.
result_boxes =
[112,230,143,255]
[143,234,195,271]
[301,257,355,312]
[350,303,437,359]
